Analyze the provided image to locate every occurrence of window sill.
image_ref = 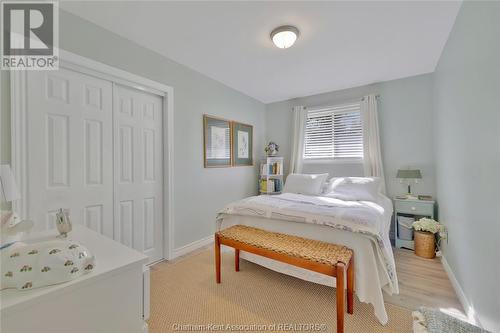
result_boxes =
[302,158,364,165]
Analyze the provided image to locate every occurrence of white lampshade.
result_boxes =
[0,165,20,202]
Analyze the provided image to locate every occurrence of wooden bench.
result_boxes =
[215,225,354,333]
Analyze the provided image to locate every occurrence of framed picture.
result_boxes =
[232,121,253,166]
[203,115,232,168]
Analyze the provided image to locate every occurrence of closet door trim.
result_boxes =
[10,49,175,261]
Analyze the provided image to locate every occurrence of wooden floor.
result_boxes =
[385,248,463,313]
[155,246,463,315]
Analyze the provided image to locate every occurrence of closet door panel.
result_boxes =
[26,69,163,262]
[114,84,163,263]
[27,69,113,238]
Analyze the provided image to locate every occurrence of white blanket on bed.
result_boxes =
[217,193,399,324]
[218,193,397,291]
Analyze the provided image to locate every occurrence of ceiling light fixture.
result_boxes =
[270,25,299,49]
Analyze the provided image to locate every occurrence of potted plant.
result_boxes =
[412,218,445,259]
[264,142,279,156]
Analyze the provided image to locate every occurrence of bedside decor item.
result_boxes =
[264,141,279,156]
[55,208,72,238]
[396,168,422,199]
[0,239,95,291]
[414,231,435,259]
[413,218,442,234]
[412,218,443,259]
[232,121,253,166]
[203,115,232,168]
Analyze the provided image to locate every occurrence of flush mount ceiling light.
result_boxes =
[270,25,299,49]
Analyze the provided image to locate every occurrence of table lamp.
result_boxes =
[1,165,32,246]
[0,164,20,203]
[396,169,421,199]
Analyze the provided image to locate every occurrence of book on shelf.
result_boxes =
[260,179,267,192]
[273,178,282,192]
[260,178,282,193]
[261,162,282,175]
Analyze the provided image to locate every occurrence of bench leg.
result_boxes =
[336,262,345,333]
[347,256,354,314]
[235,249,240,272]
[215,234,221,283]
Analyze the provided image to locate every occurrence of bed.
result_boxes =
[217,190,398,325]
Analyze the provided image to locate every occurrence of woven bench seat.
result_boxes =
[215,225,354,333]
[218,225,353,266]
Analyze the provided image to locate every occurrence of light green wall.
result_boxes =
[433,2,500,331]
[1,10,267,248]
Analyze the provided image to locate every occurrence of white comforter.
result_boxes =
[217,193,398,325]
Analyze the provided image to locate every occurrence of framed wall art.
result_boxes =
[203,115,232,168]
[232,121,253,166]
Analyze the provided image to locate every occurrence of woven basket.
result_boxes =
[414,231,436,259]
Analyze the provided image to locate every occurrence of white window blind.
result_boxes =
[304,102,363,160]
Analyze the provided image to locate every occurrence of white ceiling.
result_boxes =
[61,1,461,103]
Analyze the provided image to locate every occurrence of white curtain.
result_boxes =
[361,94,386,193]
[289,105,306,174]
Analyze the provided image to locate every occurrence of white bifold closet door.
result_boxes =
[26,69,163,263]
[113,84,163,263]
[27,68,114,237]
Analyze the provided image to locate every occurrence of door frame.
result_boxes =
[10,49,175,261]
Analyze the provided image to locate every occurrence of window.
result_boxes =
[303,102,363,160]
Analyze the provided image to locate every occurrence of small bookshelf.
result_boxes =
[259,156,284,195]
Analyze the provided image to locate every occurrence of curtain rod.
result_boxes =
[304,94,380,111]
[360,94,381,101]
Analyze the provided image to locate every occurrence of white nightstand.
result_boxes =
[394,198,436,250]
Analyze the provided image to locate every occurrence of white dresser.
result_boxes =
[1,225,149,332]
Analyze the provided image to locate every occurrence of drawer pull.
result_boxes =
[411,207,416,211]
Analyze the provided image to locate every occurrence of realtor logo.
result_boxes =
[1,1,59,70]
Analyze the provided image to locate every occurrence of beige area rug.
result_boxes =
[148,249,412,333]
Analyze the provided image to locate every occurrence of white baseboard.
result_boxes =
[171,235,213,259]
[440,255,482,327]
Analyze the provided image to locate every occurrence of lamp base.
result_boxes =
[406,184,417,199]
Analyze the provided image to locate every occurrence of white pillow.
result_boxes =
[321,178,335,194]
[283,173,329,196]
[324,177,381,202]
